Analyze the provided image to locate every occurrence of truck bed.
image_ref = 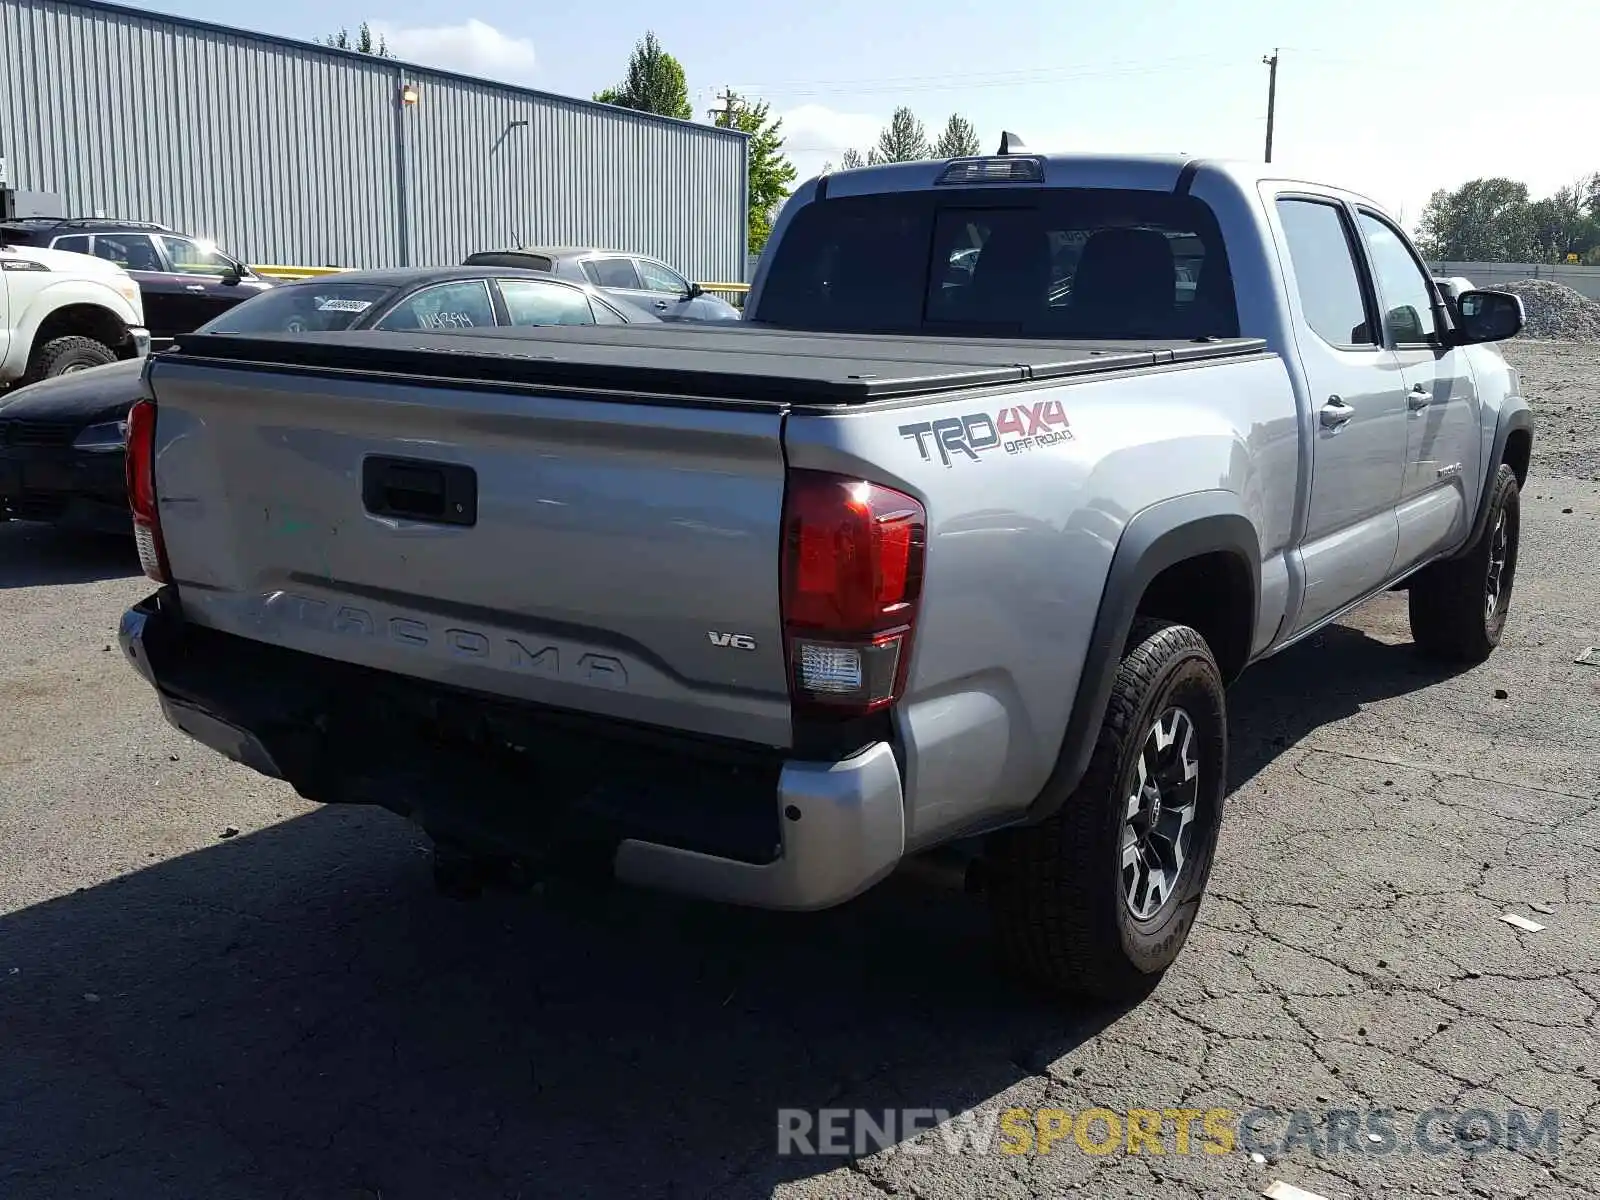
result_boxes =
[169,324,1270,407]
[145,322,1271,755]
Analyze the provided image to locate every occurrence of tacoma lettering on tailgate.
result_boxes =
[261,593,630,689]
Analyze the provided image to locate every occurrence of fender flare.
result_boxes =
[9,279,141,374]
[1455,401,1533,556]
[1024,491,1261,824]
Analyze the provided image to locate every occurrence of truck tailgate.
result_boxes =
[146,356,793,747]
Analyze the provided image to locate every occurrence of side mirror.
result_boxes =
[220,262,242,287]
[1452,289,1524,345]
[687,281,705,299]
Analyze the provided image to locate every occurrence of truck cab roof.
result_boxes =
[815,152,1389,216]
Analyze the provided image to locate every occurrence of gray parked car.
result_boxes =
[199,265,661,335]
[117,150,1531,1003]
[462,246,742,323]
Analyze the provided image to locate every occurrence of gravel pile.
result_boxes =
[1492,279,1600,342]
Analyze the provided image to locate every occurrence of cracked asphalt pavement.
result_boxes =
[2,341,1598,1199]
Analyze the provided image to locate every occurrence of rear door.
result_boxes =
[85,233,187,339]
[1352,209,1482,571]
[1270,195,1407,632]
[495,278,599,327]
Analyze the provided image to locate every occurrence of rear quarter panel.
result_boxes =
[785,354,1298,849]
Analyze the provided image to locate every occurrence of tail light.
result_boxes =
[781,469,926,716]
[125,398,169,583]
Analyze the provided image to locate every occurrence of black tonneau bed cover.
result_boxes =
[168,324,1269,407]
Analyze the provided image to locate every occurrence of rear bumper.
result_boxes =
[0,445,128,531]
[119,592,906,910]
[127,327,152,359]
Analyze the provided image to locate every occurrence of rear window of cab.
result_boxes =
[756,187,1238,341]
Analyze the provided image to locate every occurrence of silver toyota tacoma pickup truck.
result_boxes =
[117,151,1532,1001]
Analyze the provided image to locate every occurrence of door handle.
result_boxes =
[1319,396,1354,430]
[1408,384,1432,411]
[185,284,207,292]
[653,300,669,309]
[362,456,478,527]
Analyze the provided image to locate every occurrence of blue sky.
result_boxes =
[133,0,1600,227]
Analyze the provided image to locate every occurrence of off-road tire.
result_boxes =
[986,619,1228,1003]
[1408,463,1521,664]
[21,335,119,385]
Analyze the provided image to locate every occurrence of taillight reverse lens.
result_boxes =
[781,470,926,714]
[125,398,168,583]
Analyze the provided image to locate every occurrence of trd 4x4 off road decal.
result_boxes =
[899,399,1073,468]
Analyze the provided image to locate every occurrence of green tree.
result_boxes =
[593,32,692,120]
[1415,178,1538,262]
[710,93,798,254]
[318,22,391,56]
[870,107,929,163]
[1527,179,1600,262]
[839,148,865,170]
[933,113,981,158]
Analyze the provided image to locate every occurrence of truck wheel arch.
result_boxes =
[1024,491,1260,825]
[30,303,132,359]
[1459,403,1533,557]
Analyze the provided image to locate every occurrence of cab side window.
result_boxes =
[1357,211,1437,345]
[1275,199,1376,349]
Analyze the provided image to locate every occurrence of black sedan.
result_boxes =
[0,267,659,532]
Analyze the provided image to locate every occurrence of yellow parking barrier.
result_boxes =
[248,264,352,281]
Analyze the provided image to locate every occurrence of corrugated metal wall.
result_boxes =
[0,0,748,281]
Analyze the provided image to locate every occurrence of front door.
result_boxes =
[152,235,252,334]
[1353,210,1483,572]
[633,257,698,320]
[1272,196,1408,634]
[582,255,670,316]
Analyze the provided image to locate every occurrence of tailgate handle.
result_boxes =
[362,457,477,526]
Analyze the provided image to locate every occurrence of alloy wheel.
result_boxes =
[1121,706,1201,922]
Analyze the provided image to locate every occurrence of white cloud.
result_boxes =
[778,104,885,180]
[374,19,537,83]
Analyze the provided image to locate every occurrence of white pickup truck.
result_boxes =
[0,241,149,387]
[118,151,1531,1000]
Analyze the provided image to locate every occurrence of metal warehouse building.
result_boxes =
[0,0,749,281]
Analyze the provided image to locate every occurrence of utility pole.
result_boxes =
[1262,49,1280,164]
[714,87,739,129]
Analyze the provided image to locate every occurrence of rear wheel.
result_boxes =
[987,619,1228,1002]
[22,335,119,385]
[1408,463,1521,663]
